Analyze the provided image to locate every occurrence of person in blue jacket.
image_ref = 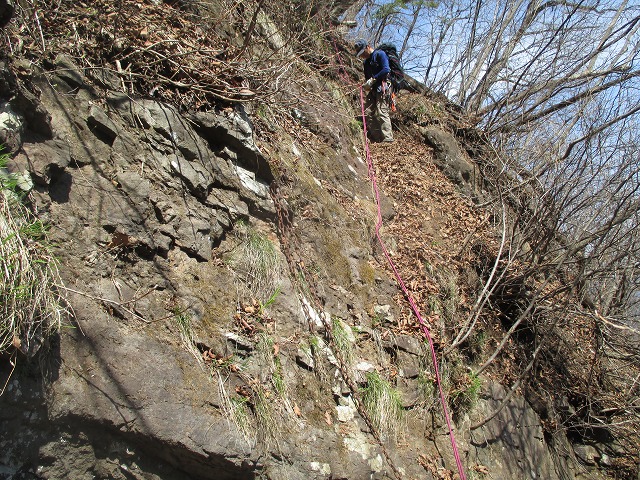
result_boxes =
[354,39,394,143]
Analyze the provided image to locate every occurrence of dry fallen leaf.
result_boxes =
[473,464,489,474]
[324,410,333,426]
[293,402,301,417]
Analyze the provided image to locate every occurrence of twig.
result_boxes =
[32,6,45,51]
[58,285,152,324]
[593,311,640,334]
[237,0,266,58]
[448,197,508,352]
[0,352,17,396]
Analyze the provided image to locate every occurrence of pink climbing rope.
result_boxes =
[359,87,467,480]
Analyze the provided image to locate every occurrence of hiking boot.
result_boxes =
[381,138,394,143]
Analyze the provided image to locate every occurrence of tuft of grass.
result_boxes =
[427,294,442,317]
[463,329,487,363]
[443,354,482,416]
[451,372,481,414]
[231,224,281,304]
[229,394,255,446]
[271,356,285,396]
[439,268,459,324]
[252,382,280,446]
[331,317,354,367]
[360,371,404,440]
[0,152,67,358]
[255,333,287,396]
[216,372,255,448]
[258,286,281,315]
[172,309,201,363]
[417,371,437,408]
[308,334,328,381]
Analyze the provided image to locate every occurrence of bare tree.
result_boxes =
[354,0,640,471]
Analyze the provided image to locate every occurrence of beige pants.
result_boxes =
[364,88,393,142]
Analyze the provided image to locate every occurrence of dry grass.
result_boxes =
[0,168,67,357]
[172,309,202,364]
[360,371,404,441]
[230,223,282,304]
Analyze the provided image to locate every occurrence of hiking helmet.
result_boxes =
[354,39,367,58]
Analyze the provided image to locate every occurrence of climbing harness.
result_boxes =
[359,86,467,480]
[381,80,396,112]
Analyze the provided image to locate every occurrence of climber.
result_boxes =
[354,39,394,143]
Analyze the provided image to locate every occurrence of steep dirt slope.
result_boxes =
[1,1,635,479]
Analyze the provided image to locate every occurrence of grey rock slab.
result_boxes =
[10,77,53,138]
[385,334,423,356]
[396,350,421,378]
[469,380,560,480]
[296,345,315,370]
[16,139,70,185]
[53,54,86,90]
[106,95,205,162]
[50,295,259,477]
[573,444,599,466]
[87,66,123,91]
[170,156,215,199]
[78,171,150,226]
[397,378,422,408]
[224,332,254,351]
[421,126,476,192]
[189,108,273,183]
[173,212,215,261]
[153,198,222,261]
[88,104,120,144]
[116,169,151,201]
[373,304,395,326]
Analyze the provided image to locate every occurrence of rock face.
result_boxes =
[0,56,398,480]
[0,0,14,28]
[0,57,276,478]
[420,126,478,195]
[0,51,595,480]
[470,382,564,480]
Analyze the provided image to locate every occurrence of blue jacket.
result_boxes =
[364,49,390,87]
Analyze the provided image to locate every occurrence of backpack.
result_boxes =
[376,43,407,91]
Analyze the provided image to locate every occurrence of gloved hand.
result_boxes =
[362,78,375,91]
